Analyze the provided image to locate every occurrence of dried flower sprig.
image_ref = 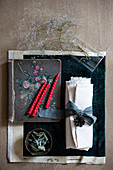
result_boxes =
[73,117,85,127]
[27,131,49,152]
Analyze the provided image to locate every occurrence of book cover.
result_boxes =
[8,59,61,122]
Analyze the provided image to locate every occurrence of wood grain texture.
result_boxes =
[0,0,113,169]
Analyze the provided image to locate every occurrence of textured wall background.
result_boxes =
[0,0,113,169]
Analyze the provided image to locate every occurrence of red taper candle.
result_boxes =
[45,74,59,109]
[32,83,50,116]
[28,82,46,115]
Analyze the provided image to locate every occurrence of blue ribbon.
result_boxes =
[38,101,97,125]
[65,101,97,125]
[38,108,64,119]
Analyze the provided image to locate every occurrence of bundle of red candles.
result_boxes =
[28,74,59,117]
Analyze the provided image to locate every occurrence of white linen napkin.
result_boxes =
[66,77,93,151]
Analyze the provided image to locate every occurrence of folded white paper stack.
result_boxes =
[66,77,93,151]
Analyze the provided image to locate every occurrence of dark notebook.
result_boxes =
[8,59,61,122]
